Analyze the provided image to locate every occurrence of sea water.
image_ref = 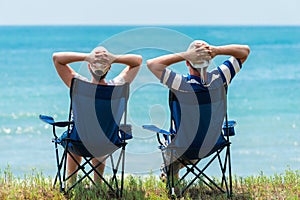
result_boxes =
[0,25,300,177]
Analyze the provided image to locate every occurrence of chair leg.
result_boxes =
[62,146,69,191]
[160,150,171,195]
[120,146,126,198]
[218,152,229,194]
[170,150,175,197]
[109,154,120,198]
[161,149,178,198]
[227,145,233,197]
[219,145,233,197]
[174,149,233,198]
[66,157,95,192]
[55,145,127,197]
[53,141,66,192]
[110,153,121,198]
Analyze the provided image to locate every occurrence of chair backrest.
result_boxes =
[167,85,228,160]
[70,78,129,158]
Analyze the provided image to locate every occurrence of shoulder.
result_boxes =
[161,69,210,91]
[74,73,89,82]
[160,69,189,90]
[107,74,126,85]
[206,70,225,89]
[217,57,242,86]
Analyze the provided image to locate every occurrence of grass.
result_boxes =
[0,166,300,200]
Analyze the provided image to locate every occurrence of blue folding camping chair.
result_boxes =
[39,78,132,198]
[143,85,236,198]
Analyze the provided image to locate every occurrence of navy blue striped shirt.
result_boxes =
[160,57,242,91]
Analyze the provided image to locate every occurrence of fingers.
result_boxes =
[194,46,212,60]
[193,41,209,49]
[88,53,109,67]
[93,51,109,60]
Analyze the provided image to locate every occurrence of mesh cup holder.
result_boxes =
[223,120,236,136]
[119,124,132,140]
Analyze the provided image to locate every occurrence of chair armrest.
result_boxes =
[142,125,172,135]
[143,125,173,147]
[39,115,73,127]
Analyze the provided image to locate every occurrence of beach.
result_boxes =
[0,25,300,178]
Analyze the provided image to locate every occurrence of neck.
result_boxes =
[92,78,107,85]
[189,68,207,82]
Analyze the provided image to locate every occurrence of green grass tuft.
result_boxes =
[0,166,300,199]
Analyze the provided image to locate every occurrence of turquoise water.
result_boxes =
[0,26,300,177]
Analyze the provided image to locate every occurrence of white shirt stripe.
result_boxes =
[219,64,231,85]
[229,56,241,74]
[171,73,182,90]
[163,69,171,85]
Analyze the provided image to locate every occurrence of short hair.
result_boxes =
[89,67,109,81]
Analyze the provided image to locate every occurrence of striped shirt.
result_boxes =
[160,56,242,91]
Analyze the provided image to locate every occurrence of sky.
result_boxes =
[0,0,299,25]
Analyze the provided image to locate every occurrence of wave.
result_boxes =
[0,126,41,135]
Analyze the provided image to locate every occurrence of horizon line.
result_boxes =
[1,23,300,27]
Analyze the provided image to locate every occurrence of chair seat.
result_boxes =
[163,134,229,160]
[59,130,93,157]
[59,128,132,157]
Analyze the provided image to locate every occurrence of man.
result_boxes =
[52,46,142,183]
[146,40,250,178]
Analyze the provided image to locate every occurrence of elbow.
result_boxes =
[244,45,251,60]
[146,59,155,71]
[136,55,143,66]
[146,59,162,74]
[245,45,250,56]
[52,52,62,65]
[146,59,164,79]
[52,52,58,63]
[240,45,251,64]
[131,55,142,69]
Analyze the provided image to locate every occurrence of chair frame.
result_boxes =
[40,78,131,198]
[143,87,236,198]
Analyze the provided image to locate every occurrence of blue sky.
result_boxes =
[0,0,299,25]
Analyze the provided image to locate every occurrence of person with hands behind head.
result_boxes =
[52,46,142,184]
[147,40,250,179]
[53,46,142,87]
[147,40,250,89]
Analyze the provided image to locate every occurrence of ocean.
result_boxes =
[0,25,300,178]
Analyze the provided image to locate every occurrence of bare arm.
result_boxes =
[209,44,250,64]
[147,45,210,79]
[146,53,185,79]
[111,54,142,83]
[52,48,142,87]
[52,52,89,88]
